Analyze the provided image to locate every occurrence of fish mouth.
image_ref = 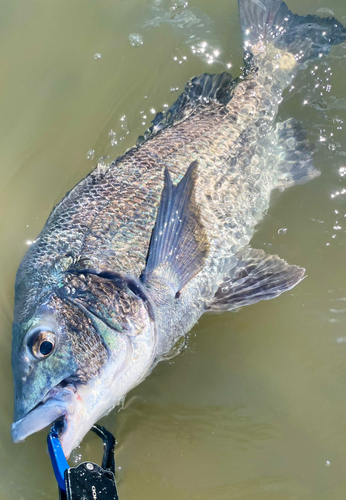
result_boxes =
[11,380,82,458]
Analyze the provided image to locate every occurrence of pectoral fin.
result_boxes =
[207,247,305,312]
[141,161,209,294]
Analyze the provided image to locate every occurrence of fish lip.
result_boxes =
[11,381,77,444]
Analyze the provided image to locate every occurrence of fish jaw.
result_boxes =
[11,385,80,448]
[11,374,121,458]
[11,380,112,459]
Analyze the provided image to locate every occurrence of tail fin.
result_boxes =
[238,0,346,64]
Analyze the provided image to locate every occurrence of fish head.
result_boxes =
[12,270,156,457]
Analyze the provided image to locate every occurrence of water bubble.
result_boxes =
[85,149,95,160]
[129,33,143,47]
[278,228,287,235]
[221,286,229,293]
[93,53,102,60]
[325,460,331,467]
[339,166,346,177]
[328,143,336,151]
[98,156,108,166]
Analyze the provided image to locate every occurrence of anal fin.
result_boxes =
[207,247,305,312]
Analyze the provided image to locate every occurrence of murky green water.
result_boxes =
[1,0,346,498]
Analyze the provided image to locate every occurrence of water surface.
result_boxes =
[1,0,346,498]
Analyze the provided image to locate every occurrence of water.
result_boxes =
[1,0,346,498]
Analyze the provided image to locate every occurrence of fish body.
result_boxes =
[12,0,346,457]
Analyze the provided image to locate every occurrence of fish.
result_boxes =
[11,0,346,458]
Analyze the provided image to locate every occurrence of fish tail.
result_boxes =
[238,0,346,71]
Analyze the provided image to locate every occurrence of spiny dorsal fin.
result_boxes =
[137,72,234,146]
[141,161,209,294]
[207,247,305,312]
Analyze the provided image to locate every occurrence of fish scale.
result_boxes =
[16,72,276,320]
[11,0,346,459]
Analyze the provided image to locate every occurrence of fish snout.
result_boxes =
[11,386,77,445]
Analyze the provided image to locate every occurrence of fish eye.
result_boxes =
[29,330,56,359]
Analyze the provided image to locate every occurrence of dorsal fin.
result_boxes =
[141,161,209,294]
[137,72,234,146]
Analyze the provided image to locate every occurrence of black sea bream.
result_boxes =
[11,0,346,457]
